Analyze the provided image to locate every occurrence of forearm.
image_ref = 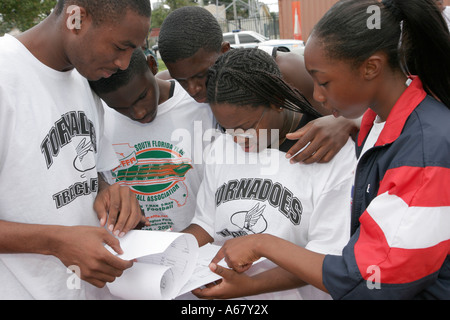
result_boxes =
[255,234,327,292]
[182,224,214,247]
[98,172,110,192]
[248,266,308,295]
[0,220,65,256]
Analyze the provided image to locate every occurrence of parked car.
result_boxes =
[223,30,305,56]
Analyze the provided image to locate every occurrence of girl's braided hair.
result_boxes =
[206,48,322,118]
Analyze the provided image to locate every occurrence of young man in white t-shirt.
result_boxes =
[89,49,214,232]
[0,0,151,299]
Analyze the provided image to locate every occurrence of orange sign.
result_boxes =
[292,1,302,40]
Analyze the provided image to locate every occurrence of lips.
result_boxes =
[136,110,157,124]
[193,95,207,103]
[102,68,118,79]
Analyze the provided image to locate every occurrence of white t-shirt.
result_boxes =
[103,81,214,232]
[359,116,386,160]
[191,133,356,299]
[443,7,450,30]
[0,35,118,299]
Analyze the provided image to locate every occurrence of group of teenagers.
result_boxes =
[0,0,449,300]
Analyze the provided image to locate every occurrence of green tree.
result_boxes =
[150,0,198,29]
[0,0,57,35]
[203,0,250,20]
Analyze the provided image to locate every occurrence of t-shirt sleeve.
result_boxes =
[93,94,119,173]
[304,138,355,255]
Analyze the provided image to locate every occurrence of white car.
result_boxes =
[223,30,305,56]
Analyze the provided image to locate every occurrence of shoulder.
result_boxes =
[395,96,450,166]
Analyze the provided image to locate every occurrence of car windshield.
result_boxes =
[223,34,236,44]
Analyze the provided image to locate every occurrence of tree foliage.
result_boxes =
[0,0,57,35]
[151,0,206,29]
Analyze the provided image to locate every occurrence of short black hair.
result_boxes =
[158,6,223,63]
[54,0,151,26]
[89,49,148,95]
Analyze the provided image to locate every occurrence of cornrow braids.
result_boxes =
[207,48,322,118]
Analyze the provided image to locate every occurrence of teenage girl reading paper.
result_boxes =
[194,0,450,300]
[182,48,356,299]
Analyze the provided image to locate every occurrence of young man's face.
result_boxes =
[434,0,444,12]
[100,67,160,124]
[66,9,150,81]
[165,48,220,103]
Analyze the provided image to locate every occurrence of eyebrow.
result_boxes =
[308,69,323,75]
[120,41,137,49]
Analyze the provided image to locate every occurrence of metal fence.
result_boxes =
[217,14,280,40]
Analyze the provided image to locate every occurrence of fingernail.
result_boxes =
[114,230,120,237]
[209,263,217,271]
[119,232,125,238]
[286,153,291,158]
[108,224,114,232]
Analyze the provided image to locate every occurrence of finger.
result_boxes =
[318,149,337,164]
[103,230,123,255]
[192,287,216,300]
[119,196,143,236]
[284,132,310,160]
[211,248,225,265]
[93,196,108,228]
[107,201,121,235]
[210,263,237,280]
[299,145,329,164]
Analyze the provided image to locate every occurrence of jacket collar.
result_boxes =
[357,77,427,147]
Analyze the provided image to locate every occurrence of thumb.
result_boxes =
[103,231,124,255]
[209,263,235,280]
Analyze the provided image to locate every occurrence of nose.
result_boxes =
[313,83,326,104]
[131,103,149,121]
[114,49,134,71]
[185,78,204,98]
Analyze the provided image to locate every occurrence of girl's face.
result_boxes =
[304,36,373,119]
[211,103,284,153]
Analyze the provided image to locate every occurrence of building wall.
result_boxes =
[279,0,450,40]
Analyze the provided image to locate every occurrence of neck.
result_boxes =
[371,71,408,122]
[16,12,74,72]
[157,78,173,105]
[279,110,301,145]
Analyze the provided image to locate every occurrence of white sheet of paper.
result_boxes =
[106,230,198,300]
[108,262,175,300]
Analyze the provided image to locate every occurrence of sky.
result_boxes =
[149,0,279,13]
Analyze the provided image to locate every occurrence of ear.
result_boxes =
[269,103,284,113]
[146,54,158,75]
[221,41,231,54]
[65,5,90,34]
[362,53,384,81]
